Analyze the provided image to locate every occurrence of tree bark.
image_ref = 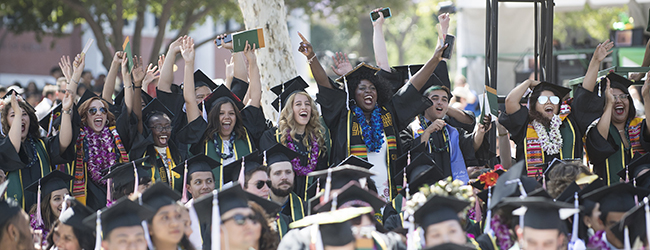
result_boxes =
[132,0,148,56]
[237,0,297,121]
[59,0,114,69]
[147,0,175,65]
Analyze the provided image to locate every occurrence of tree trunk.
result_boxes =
[132,0,148,56]
[237,0,297,122]
[148,0,175,65]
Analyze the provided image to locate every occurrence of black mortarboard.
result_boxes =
[1,89,18,99]
[502,196,578,230]
[489,161,540,209]
[289,207,372,247]
[313,182,385,213]
[230,77,249,101]
[0,181,20,228]
[617,153,650,181]
[82,198,154,237]
[531,82,572,99]
[527,188,553,199]
[333,155,374,169]
[140,182,181,212]
[113,90,153,107]
[142,98,174,124]
[194,69,218,91]
[334,63,381,84]
[193,183,249,226]
[414,195,470,229]
[558,179,605,215]
[393,153,444,196]
[38,104,62,136]
[271,76,309,112]
[583,183,650,215]
[101,157,152,190]
[556,182,581,202]
[200,85,245,114]
[423,243,476,250]
[246,192,281,216]
[606,72,633,93]
[266,143,301,166]
[59,198,95,231]
[610,197,650,246]
[78,89,98,106]
[172,154,220,178]
[309,165,375,190]
[221,151,263,184]
[25,170,73,197]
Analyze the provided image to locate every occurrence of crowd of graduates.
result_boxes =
[2,9,650,250]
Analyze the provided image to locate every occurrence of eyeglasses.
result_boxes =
[614,94,630,101]
[537,96,560,105]
[221,214,259,225]
[88,107,107,115]
[253,180,270,189]
[150,125,173,132]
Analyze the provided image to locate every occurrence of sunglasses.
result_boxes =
[537,96,560,105]
[221,214,258,226]
[254,180,270,189]
[88,107,108,115]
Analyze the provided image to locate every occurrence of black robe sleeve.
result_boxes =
[445,110,476,133]
[498,106,529,144]
[458,128,479,167]
[570,85,606,133]
[315,80,347,130]
[585,125,619,165]
[259,128,279,151]
[386,83,432,131]
[0,137,27,172]
[115,105,138,152]
[475,233,497,250]
[177,117,208,156]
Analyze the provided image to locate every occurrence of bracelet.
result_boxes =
[124,85,133,89]
[63,109,72,115]
[134,85,142,89]
[308,54,317,64]
[68,79,78,85]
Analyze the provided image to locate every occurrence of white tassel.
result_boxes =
[624,226,631,250]
[211,190,220,250]
[323,168,333,202]
[138,195,154,250]
[94,210,102,250]
[202,101,208,122]
[484,186,493,235]
[310,223,324,250]
[571,192,579,243]
[343,76,350,110]
[331,192,338,212]
[644,197,650,249]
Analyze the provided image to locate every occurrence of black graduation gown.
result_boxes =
[277,226,406,250]
[156,86,191,158]
[129,132,185,192]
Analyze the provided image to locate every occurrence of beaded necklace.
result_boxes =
[213,133,235,159]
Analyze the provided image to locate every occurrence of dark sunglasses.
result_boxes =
[88,107,107,115]
[255,180,271,189]
[221,214,258,225]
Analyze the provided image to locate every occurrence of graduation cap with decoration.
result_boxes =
[0,180,21,230]
[313,182,385,214]
[194,69,219,91]
[101,157,152,201]
[392,152,443,197]
[39,104,62,137]
[270,76,309,112]
[25,171,74,228]
[502,196,579,230]
[309,155,374,203]
[59,197,95,232]
[199,85,245,120]
[192,183,250,250]
[583,182,650,219]
[289,207,373,247]
[172,154,221,203]
[82,198,154,241]
[334,63,381,110]
[413,195,470,229]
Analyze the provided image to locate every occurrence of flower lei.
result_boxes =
[478,171,500,188]
[213,132,235,159]
[587,230,609,250]
[84,126,116,185]
[286,130,319,176]
[404,177,475,217]
[29,214,48,247]
[531,114,563,155]
[491,214,514,250]
[352,105,384,153]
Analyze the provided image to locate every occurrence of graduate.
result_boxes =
[82,198,154,250]
[24,170,73,245]
[298,32,442,201]
[246,193,282,249]
[140,183,194,250]
[101,157,153,203]
[54,197,96,250]
[260,76,331,201]
[172,154,219,204]
[0,181,35,250]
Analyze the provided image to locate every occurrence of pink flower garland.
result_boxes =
[286,130,319,176]
[83,126,116,185]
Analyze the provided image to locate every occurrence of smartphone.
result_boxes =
[215,34,233,47]
[370,8,391,22]
[441,34,455,59]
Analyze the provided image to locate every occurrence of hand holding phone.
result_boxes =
[442,34,455,59]
[215,34,233,47]
[370,8,391,22]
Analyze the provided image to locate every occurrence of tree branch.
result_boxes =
[132,0,148,56]
[59,0,114,69]
[147,0,175,65]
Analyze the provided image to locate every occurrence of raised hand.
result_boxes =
[132,56,146,84]
[243,41,257,64]
[371,8,385,27]
[478,115,492,133]
[180,37,195,62]
[525,79,541,90]
[10,93,20,117]
[216,34,233,50]
[62,91,73,111]
[143,63,160,86]
[593,39,614,63]
[331,52,353,76]
[439,13,450,34]
[297,32,315,58]
[58,55,73,83]
[426,119,447,133]
[605,79,615,106]
[157,54,165,70]
[432,42,448,62]
[72,53,85,79]
[225,57,235,80]
[169,35,186,54]
[121,55,130,80]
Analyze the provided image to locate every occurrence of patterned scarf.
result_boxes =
[525,105,573,176]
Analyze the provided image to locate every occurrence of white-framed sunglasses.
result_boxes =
[537,95,560,105]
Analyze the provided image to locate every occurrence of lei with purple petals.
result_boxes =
[84,126,116,184]
[286,130,319,176]
[587,230,609,250]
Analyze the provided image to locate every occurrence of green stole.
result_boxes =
[276,192,304,239]
[604,118,645,185]
[5,139,52,209]
[135,146,183,192]
[390,194,405,227]
[204,128,253,188]
[277,215,289,240]
[347,107,399,199]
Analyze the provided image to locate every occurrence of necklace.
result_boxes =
[25,137,39,168]
[352,105,384,152]
[286,130,319,176]
[419,115,450,153]
[531,115,563,155]
[213,133,235,159]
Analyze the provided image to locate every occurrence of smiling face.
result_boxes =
[55,223,81,250]
[87,99,108,133]
[6,106,30,140]
[355,80,378,112]
[291,93,312,128]
[610,88,630,125]
[218,102,236,138]
[149,204,184,246]
[50,188,69,218]
[534,90,560,119]
[148,115,172,147]
[425,89,450,121]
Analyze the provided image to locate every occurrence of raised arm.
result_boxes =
[58,91,74,152]
[496,119,512,169]
[158,36,185,93]
[242,42,261,108]
[298,32,332,89]
[132,56,146,134]
[69,54,85,100]
[371,8,390,71]
[583,40,614,92]
[103,51,124,103]
[597,79,615,140]
[58,56,72,84]
[121,57,134,116]
[8,94,22,152]
[505,79,538,115]
[180,37,200,122]
[473,115,491,151]
[409,43,445,91]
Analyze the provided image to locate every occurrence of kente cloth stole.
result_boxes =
[72,126,128,204]
[524,113,575,176]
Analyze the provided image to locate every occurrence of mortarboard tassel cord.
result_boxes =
[181,160,189,203]
[324,168,333,202]
[94,210,102,250]
[405,213,416,250]
[570,192,579,244]
[343,76,350,111]
[263,151,267,166]
[645,197,650,250]
[316,178,321,194]
[188,203,203,250]
[407,65,413,80]
[624,225,631,250]
[133,161,139,195]
[139,195,155,250]
[310,223,324,250]
[517,179,527,231]
[106,168,112,203]
[474,194,482,227]
[484,186,493,235]
[331,192,338,212]
[277,84,283,125]
[238,157,246,188]
[634,178,639,206]
[47,115,53,137]
[405,152,410,200]
[202,101,208,122]
[36,180,43,227]
[211,190,221,250]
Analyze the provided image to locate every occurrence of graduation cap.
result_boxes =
[333,63,381,109]
[172,154,220,202]
[221,151,263,184]
[82,198,154,238]
[313,182,385,214]
[413,195,470,229]
[556,182,581,203]
[246,192,281,216]
[113,89,154,107]
[77,89,99,106]
[142,98,174,124]
[59,198,95,231]
[38,104,62,136]
[266,143,301,166]
[332,155,374,169]
[192,183,249,249]
[501,196,578,230]
[289,207,373,247]
[308,191,323,216]
[617,153,650,182]
[583,183,650,215]
[610,197,650,247]
[393,153,444,196]
[25,170,73,197]
[422,243,476,250]
[527,188,553,199]
[308,164,375,190]
[605,72,634,93]
[489,161,541,209]
[270,76,309,112]
[194,69,218,91]
[101,157,152,196]
[140,182,181,212]
[1,89,19,99]
[531,82,571,99]
[0,180,21,229]
[199,85,245,115]
[230,77,249,101]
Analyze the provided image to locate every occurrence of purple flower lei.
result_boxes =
[587,230,609,250]
[491,214,514,250]
[83,126,116,185]
[286,130,319,176]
